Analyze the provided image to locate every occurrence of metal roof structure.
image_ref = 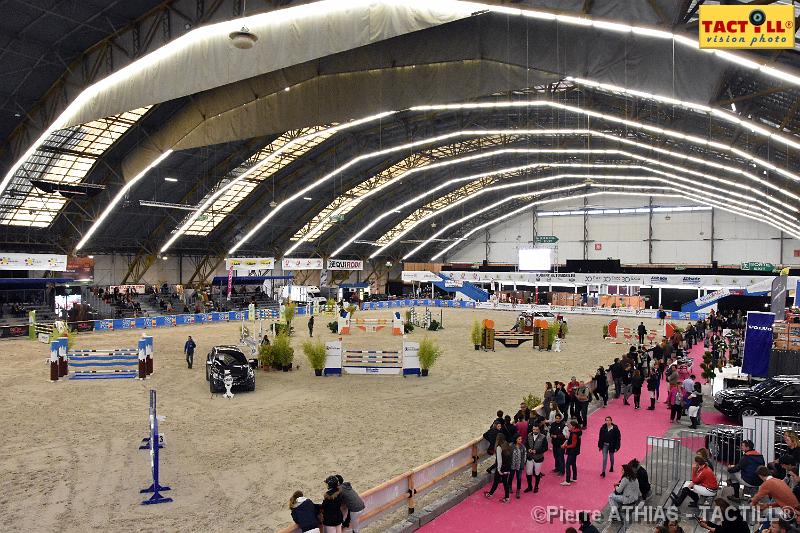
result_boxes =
[0,0,798,284]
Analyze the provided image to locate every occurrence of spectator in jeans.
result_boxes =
[561,421,583,486]
[575,381,591,429]
[598,416,621,478]
[550,413,567,476]
[485,434,512,503]
[607,463,641,514]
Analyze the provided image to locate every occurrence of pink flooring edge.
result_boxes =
[420,340,737,532]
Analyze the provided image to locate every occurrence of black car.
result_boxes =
[714,375,800,421]
[205,346,257,393]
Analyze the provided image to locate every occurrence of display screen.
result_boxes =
[518,248,552,271]
[55,294,81,312]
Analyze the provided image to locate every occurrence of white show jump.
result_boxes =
[324,339,419,375]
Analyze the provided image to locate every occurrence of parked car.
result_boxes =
[205,346,257,393]
[714,375,800,422]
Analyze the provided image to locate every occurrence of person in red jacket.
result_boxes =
[670,455,719,507]
[751,466,799,513]
[560,421,583,486]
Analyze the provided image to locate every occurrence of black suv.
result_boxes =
[714,375,800,421]
[205,346,257,393]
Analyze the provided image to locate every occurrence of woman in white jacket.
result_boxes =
[607,464,641,513]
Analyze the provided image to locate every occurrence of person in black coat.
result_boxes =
[628,458,651,499]
[631,370,645,410]
[289,490,320,533]
[646,370,660,410]
[321,476,344,531]
[598,416,621,478]
[594,367,609,407]
[609,358,623,399]
[637,322,647,345]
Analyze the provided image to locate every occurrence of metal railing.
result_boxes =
[275,437,489,533]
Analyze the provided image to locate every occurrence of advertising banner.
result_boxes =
[227,267,233,301]
[742,311,776,378]
[282,258,324,270]
[771,275,788,318]
[0,253,67,271]
[62,256,94,281]
[327,259,363,271]
[225,257,275,271]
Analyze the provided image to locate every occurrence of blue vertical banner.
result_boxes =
[742,311,775,378]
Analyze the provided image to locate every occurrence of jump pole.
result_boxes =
[139,389,172,505]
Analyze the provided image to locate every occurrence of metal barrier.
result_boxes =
[750,416,800,464]
[275,437,489,533]
[645,436,680,496]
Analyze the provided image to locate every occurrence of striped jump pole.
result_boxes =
[49,337,154,381]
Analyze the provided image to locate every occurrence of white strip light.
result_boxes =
[76,150,172,250]
[375,165,800,259]
[408,101,800,185]
[325,132,800,258]
[159,112,393,253]
[390,170,800,260]
[0,0,794,251]
[429,185,787,261]
[279,110,800,257]
[320,143,798,258]
[430,191,679,260]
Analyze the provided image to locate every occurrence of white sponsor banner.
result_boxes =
[0,253,67,271]
[444,280,463,288]
[474,301,660,318]
[442,271,774,289]
[401,271,441,282]
[225,257,275,271]
[691,288,731,308]
[327,259,363,271]
[282,258,324,270]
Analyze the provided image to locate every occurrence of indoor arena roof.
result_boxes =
[0,0,798,283]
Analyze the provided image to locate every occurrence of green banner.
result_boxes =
[535,235,559,244]
[741,262,774,272]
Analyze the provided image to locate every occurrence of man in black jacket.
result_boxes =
[727,440,765,500]
[609,358,623,399]
[637,322,647,345]
[598,416,621,478]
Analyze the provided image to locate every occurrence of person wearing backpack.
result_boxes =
[485,434,512,502]
[525,424,548,493]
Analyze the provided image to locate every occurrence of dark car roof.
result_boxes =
[773,375,800,382]
[213,345,245,353]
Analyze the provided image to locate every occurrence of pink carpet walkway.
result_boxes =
[420,341,726,532]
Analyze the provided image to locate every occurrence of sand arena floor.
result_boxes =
[0,308,663,531]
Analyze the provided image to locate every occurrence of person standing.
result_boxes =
[688,382,703,429]
[566,376,579,418]
[184,335,196,369]
[598,416,621,478]
[510,434,526,499]
[335,475,365,532]
[621,364,633,406]
[555,382,567,416]
[550,413,567,476]
[637,322,647,345]
[308,314,315,338]
[525,425,548,493]
[322,476,344,533]
[485,434,512,502]
[543,382,554,419]
[595,367,609,407]
[646,369,660,410]
[670,385,684,422]
[631,370,644,410]
[575,381,591,429]
[561,420,583,486]
[609,359,623,399]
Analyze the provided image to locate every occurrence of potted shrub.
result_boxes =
[327,320,338,334]
[470,319,481,350]
[602,324,609,338]
[272,333,294,372]
[522,393,543,416]
[258,343,273,371]
[428,319,440,331]
[345,303,357,317]
[418,336,441,377]
[700,350,716,392]
[547,322,560,350]
[404,321,414,334]
[303,339,326,376]
[283,302,296,333]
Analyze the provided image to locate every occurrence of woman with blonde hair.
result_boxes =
[289,490,321,532]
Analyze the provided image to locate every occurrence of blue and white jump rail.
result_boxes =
[139,389,172,505]
[48,336,154,381]
[324,338,420,376]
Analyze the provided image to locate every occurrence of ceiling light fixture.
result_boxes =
[164,177,178,182]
